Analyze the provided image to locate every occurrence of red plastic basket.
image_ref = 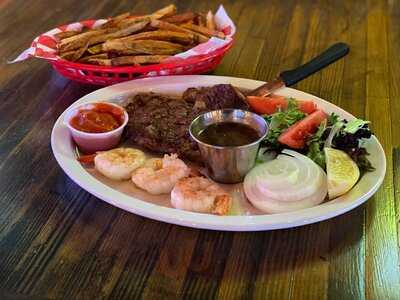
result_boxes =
[50,40,233,86]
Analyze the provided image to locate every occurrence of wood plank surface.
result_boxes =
[0,0,399,299]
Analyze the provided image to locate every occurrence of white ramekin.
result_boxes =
[64,102,128,153]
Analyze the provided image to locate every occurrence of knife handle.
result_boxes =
[279,42,349,87]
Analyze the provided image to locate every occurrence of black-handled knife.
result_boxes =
[248,42,350,96]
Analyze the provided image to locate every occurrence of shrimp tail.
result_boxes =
[212,195,231,216]
[78,153,96,164]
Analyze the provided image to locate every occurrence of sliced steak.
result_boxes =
[182,84,248,110]
[124,84,248,160]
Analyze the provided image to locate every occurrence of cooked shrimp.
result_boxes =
[94,148,146,180]
[171,177,232,215]
[131,154,190,195]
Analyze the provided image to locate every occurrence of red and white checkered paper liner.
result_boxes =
[11,5,235,64]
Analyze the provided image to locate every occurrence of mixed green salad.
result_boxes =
[248,96,374,173]
[305,113,373,172]
[244,94,374,213]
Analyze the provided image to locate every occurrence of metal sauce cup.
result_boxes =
[189,109,268,183]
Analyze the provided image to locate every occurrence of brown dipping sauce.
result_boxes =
[70,103,124,133]
[198,122,260,147]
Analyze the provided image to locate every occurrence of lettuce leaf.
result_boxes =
[332,119,374,172]
[343,119,370,134]
[306,113,374,172]
[262,99,305,150]
[306,120,327,168]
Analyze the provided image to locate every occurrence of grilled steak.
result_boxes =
[124,84,248,161]
[182,85,247,109]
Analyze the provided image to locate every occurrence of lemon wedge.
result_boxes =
[324,147,360,199]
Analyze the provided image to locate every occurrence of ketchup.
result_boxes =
[70,103,124,133]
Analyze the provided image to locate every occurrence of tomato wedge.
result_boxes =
[246,95,287,115]
[297,100,317,114]
[278,110,327,149]
[247,95,317,115]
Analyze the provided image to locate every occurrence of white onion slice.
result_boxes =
[244,149,328,214]
[248,181,327,214]
[256,156,317,201]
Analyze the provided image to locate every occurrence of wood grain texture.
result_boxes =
[365,1,400,299]
[0,0,399,299]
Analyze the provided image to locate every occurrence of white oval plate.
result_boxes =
[51,75,386,231]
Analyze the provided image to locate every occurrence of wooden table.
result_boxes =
[1,0,399,298]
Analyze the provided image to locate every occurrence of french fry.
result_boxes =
[103,39,185,55]
[56,4,220,65]
[60,44,88,61]
[100,12,131,29]
[150,4,177,19]
[59,50,76,60]
[89,19,150,45]
[150,20,209,43]
[70,41,90,61]
[60,19,149,53]
[121,15,150,23]
[150,19,187,33]
[80,26,92,33]
[58,31,97,52]
[113,12,131,21]
[54,31,80,40]
[126,4,177,23]
[115,30,195,45]
[181,23,224,39]
[110,55,170,66]
[59,17,148,52]
[161,12,195,24]
[196,13,207,27]
[115,17,148,29]
[206,11,215,30]
[79,53,109,63]
[86,58,112,66]
[58,28,113,52]
[87,44,104,54]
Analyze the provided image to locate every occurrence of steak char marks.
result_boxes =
[125,84,248,161]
